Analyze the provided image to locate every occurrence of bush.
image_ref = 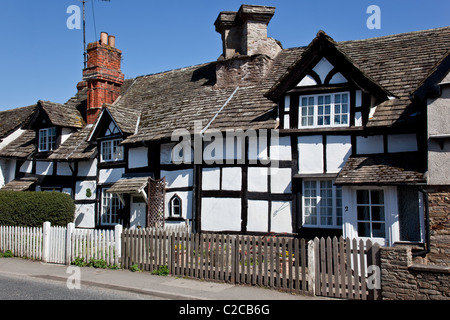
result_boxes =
[0,191,75,227]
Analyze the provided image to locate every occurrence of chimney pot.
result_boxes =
[108,35,116,48]
[100,32,108,45]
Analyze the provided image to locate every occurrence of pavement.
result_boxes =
[0,257,331,300]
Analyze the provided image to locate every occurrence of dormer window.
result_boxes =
[38,127,57,152]
[299,92,349,128]
[100,139,123,162]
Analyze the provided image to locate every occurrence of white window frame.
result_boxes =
[302,180,342,228]
[299,92,350,128]
[170,194,182,217]
[39,127,57,152]
[101,189,123,226]
[100,139,124,162]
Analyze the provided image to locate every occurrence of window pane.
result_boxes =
[371,190,384,204]
[357,190,370,204]
[372,223,385,238]
[372,206,385,221]
[357,206,370,221]
[358,222,371,237]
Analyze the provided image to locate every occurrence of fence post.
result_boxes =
[65,223,75,265]
[42,221,51,263]
[307,239,316,296]
[114,224,122,266]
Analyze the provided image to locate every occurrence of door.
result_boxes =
[343,186,399,246]
[130,195,147,229]
[355,189,387,246]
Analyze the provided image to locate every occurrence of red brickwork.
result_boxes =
[81,36,124,124]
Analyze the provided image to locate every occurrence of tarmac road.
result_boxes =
[0,272,166,300]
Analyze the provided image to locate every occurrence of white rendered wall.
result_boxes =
[57,162,73,176]
[202,167,220,190]
[248,167,268,192]
[75,180,97,200]
[356,135,384,154]
[99,168,124,184]
[298,135,323,173]
[247,200,269,232]
[270,168,292,193]
[387,134,418,153]
[161,169,193,188]
[20,161,32,173]
[36,161,53,175]
[326,136,352,173]
[78,159,97,177]
[271,201,292,233]
[128,147,148,169]
[201,197,241,231]
[74,203,96,228]
[221,167,241,191]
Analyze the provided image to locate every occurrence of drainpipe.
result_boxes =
[413,188,431,257]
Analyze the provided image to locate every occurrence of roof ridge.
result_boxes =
[337,25,450,44]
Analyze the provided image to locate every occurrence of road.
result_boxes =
[0,273,167,300]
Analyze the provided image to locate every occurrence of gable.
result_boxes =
[265,31,391,101]
[88,107,123,142]
[297,57,348,87]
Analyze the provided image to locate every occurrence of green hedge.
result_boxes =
[0,191,75,227]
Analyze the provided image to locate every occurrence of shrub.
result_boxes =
[0,191,75,227]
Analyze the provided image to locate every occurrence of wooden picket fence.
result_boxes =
[313,237,381,300]
[0,222,122,266]
[0,225,43,260]
[121,229,311,294]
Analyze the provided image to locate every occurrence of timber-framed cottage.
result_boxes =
[1,5,449,263]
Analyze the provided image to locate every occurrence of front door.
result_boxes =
[130,195,147,229]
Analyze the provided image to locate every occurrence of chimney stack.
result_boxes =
[214,5,282,59]
[214,5,282,88]
[77,32,124,124]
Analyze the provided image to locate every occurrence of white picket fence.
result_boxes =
[0,222,122,266]
[0,225,43,260]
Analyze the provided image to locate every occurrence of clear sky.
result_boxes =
[0,0,449,111]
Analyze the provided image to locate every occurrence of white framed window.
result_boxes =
[299,92,349,128]
[100,139,123,162]
[39,127,57,152]
[101,189,123,225]
[303,180,342,228]
[170,194,182,217]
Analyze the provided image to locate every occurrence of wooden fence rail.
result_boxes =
[313,236,381,300]
[121,229,310,294]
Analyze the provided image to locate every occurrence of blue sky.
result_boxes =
[0,0,449,111]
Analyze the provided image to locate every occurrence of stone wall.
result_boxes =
[427,186,450,266]
[381,246,450,300]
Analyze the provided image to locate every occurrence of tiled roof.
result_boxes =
[0,130,35,158]
[0,105,35,139]
[2,178,37,191]
[335,153,426,185]
[38,100,85,129]
[106,176,150,194]
[48,125,96,161]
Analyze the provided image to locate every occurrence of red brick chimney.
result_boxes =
[77,32,124,124]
